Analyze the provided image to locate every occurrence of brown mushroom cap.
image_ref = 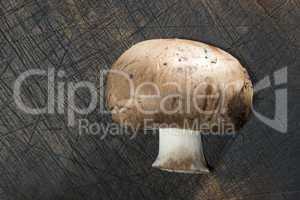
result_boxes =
[106,39,253,133]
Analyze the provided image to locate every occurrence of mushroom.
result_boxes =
[106,39,253,174]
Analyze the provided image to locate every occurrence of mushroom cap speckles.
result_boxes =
[106,39,253,133]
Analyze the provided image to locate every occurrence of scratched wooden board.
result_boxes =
[0,0,299,199]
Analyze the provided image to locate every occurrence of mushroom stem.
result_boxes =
[152,128,210,174]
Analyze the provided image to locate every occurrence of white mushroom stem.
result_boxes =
[152,128,210,174]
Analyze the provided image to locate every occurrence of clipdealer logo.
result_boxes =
[13,67,288,134]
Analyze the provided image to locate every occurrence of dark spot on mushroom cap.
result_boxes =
[211,123,219,133]
[178,59,182,62]
[201,85,213,111]
[129,74,134,79]
[227,93,251,130]
[163,62,168,66]
[205,84,213,95]
[211,58,217,64]
[171,97,179,108]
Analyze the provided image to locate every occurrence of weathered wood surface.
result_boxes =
[0,0,299,199]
